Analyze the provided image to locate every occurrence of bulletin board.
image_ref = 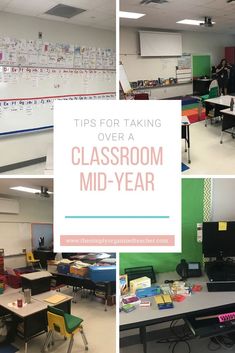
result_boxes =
[192,55,211,77]
[120,179,204,273]
[0,37,116,136]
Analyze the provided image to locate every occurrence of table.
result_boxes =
[120,272,235,353]
[33,290,72,313]
[21,270,52,295]
[53,271,116,311]
[181,116,191,164]
[204,95,234,126]
[219,108,235,143]
[0,290,72,353]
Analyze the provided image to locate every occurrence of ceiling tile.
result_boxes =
[120,0,235,33]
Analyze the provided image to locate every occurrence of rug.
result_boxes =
[181,163,190,172]
[182,97,206,124]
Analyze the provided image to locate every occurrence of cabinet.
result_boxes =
[133,82,192,99]
[225,47,235,64]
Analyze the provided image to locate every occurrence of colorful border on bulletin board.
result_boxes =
[203,178,212,222]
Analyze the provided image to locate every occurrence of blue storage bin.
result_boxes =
[89,266,116,282]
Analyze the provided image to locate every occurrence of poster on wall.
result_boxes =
[31,223,53,251]
[54,100,181,252]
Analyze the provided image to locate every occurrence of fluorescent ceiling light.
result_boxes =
[176,19,215,26]
[10,186,52,194]
[119,11,145,19]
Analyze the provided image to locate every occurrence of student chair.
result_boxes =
[26,251,42,270]
[42,306,88,353]
[198,80,220,125]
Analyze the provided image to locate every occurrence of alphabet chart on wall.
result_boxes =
[0,37,116,136]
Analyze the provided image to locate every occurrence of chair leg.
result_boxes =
[41,330,53,353]
[67,334,74,353]
[80,327,89,350]
[39,262,43,270]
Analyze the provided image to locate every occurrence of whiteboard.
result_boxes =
[0,67,116,135]
[0,222,31,256]
[119,64,131,93]
[139,31,182,57]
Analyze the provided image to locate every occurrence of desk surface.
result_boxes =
[33,290,73,305]
[120,272,235,329]
[0,292,47,318]
[182,116,190,125]
[205,95,234,106]
[21,271,52,280]
[220,108,235,116]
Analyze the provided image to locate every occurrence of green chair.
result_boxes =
[42,306,88,353]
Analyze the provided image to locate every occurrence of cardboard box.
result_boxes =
[129,276,151,294]
[70,266,88,277]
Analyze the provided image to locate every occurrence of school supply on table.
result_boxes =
[155,294,174,310]
[129,276,151,294]
[136,285,161,298]
[122,304,136,313]
[140,300,151,307]
[122,295,141,306]
[43,293,68,304]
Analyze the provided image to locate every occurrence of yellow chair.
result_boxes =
[26,251,42,270]
[42,306,88,353]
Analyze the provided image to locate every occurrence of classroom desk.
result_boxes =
[120,272,235,353]
[181,116,191,164]
[204,95,234,124]
[0,291,72,353]
[220,108,235,143]
[33,290,73,314]
[52,271,116,311]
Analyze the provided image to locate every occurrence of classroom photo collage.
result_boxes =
[1,1,235,353]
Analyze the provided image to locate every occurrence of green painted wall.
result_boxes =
[192,55,211,77]
[120,179,204,274]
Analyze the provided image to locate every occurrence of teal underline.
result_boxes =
[65,215,170,219]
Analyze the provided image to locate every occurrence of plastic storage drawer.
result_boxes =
[89,266,116,282]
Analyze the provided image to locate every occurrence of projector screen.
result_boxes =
[139,31,182,57]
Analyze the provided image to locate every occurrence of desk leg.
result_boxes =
[220,130,224,144]
[139,326,147,353]
[187,125,191,164]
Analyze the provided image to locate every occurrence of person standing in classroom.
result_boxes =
[216,58,232,95]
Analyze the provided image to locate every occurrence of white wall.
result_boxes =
[0,12,115,171]
[0,12,115,48]
[120,27,235,81]
[0,195,53,268]
[211,179,235,221]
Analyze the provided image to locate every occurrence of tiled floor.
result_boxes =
[182,119,235,175]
